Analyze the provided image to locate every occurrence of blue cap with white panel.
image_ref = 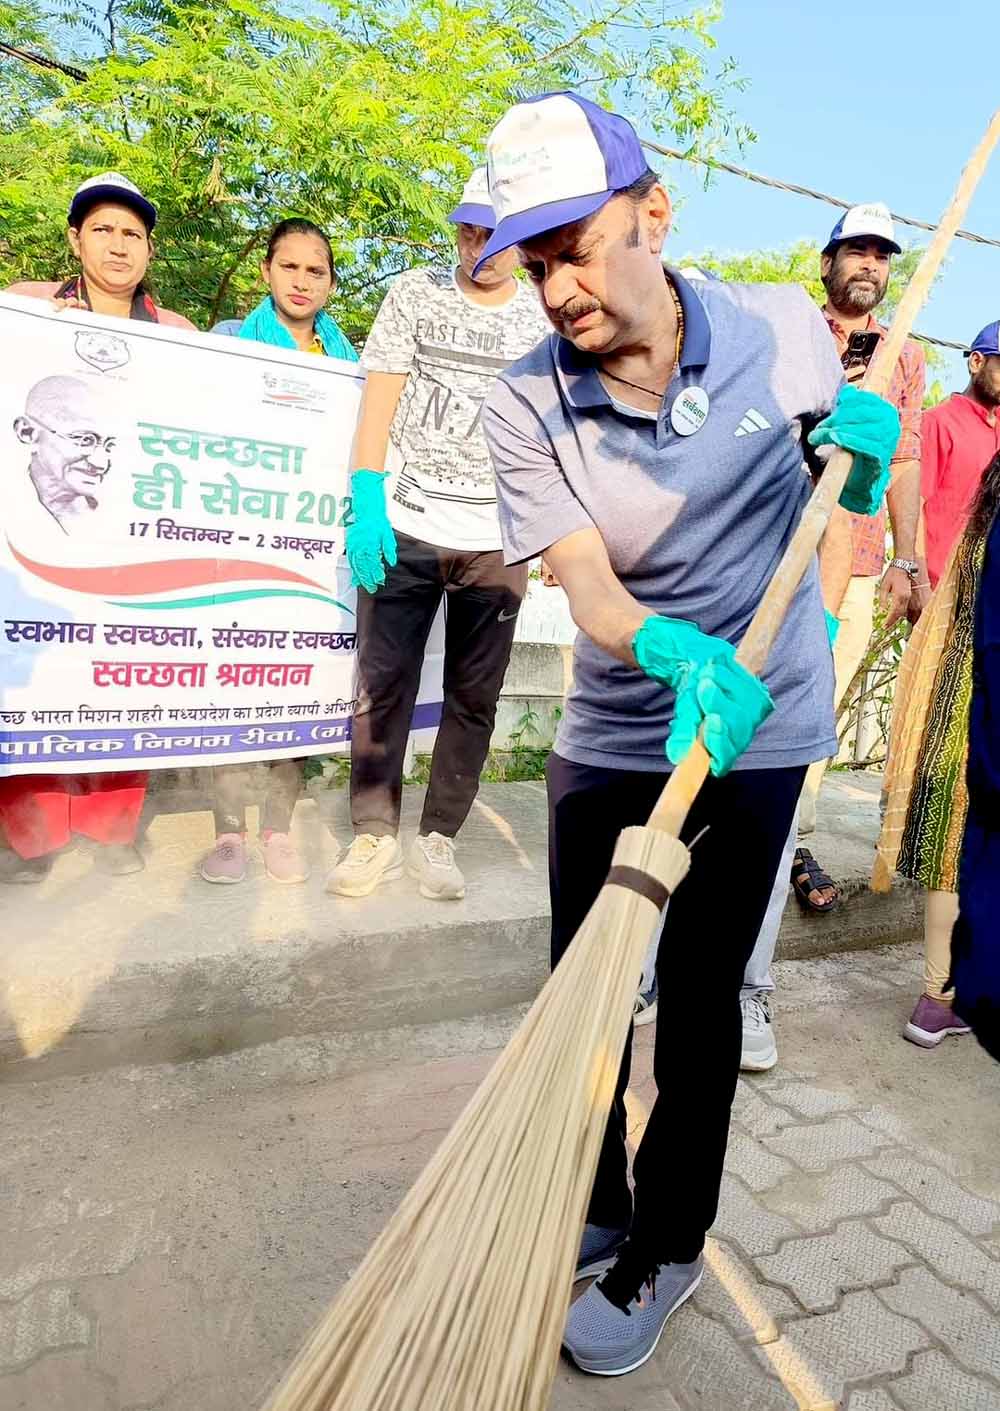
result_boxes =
[823,202,901,255]
[448,167,495,230]
[475,92,649,276]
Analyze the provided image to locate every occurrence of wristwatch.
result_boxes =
[888,558,920,580]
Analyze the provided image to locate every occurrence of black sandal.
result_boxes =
[791,847,840,913]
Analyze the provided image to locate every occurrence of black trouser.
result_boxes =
[350,532,527,839]
[547,752,806,1264]
[213,760,302,836]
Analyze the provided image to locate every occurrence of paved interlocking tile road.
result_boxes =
[2,943,999,1410]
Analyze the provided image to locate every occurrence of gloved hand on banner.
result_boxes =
[633,616,774,777]
[346,469,397,594]
[808,384,901,516]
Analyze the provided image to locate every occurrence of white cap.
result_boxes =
[474,92,647,275]
[69,171,157,231]
[824,202,900,255]
[448,166,495,229]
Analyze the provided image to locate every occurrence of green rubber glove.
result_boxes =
[633,616,774,777]
[807,384,900,516]
[666,657,774,777]
[346,469,397,594]
[825,609,840,646]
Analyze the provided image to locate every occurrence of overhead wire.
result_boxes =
[643,136,1000,354]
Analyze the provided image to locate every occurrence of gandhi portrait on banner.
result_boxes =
[13,374,116,535]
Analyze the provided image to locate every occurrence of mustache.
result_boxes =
[558,297,602,322]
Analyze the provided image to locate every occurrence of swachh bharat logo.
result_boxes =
[261,370,327,411]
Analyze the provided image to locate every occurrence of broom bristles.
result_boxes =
[262,825,690,1411]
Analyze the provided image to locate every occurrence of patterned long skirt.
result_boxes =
[897,534,985,892]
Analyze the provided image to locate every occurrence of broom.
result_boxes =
[262,112,1000,1411]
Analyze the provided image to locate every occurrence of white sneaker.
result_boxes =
[740,992,777,1072]
[408,832,465,900]
[326,834,403,897]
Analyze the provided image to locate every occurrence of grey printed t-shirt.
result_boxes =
[483,269,844,773]
[361,265,551,552]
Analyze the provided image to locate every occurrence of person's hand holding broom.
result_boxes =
[262,105,999,1411]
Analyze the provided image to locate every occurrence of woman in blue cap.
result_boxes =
[0,172,194,884]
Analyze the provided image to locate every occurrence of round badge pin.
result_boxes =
[670,386,709,437]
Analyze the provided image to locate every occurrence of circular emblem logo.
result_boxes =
[670,386,709,437]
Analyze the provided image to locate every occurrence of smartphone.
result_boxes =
[841,330,881,379]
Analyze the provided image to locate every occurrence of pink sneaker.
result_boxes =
[904,994,971,1049]
[262,831,309,884]
[200,833,247,884]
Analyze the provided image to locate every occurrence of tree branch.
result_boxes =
[208,229,266,327]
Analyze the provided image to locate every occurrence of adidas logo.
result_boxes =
[735,408,772,437]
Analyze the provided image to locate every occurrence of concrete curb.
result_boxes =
[1,775,920,1081]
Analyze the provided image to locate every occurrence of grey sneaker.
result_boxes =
[575,1223,629,1281]
[633,973,658,1027]
[563,1245,703,1376]
[740,992,777,1072]
[327,834,403,898]
[407,831,465,900]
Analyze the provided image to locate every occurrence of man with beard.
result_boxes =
[739,204,926,1073]
[920,322,1000,590]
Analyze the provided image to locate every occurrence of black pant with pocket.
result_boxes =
[350,532,527,839]
[546,751,806,1264]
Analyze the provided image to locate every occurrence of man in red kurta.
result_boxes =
[921,321,1000,588]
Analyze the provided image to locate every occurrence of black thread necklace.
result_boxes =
[601,283,685,401]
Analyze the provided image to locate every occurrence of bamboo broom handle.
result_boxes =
[648,110,1000,841]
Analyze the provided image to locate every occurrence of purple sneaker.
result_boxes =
[904,995,971,1049]
[200,832,247,884]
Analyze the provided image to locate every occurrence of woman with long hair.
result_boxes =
[952,453,1000,1061]
[0,172,195,884]
[874,452,1000,1047]
[201,218,357,885]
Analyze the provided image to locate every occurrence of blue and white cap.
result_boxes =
[824,202,900,255]
[967,320,1000,357]
[474,92,649,275]
[448,167,495,229]
[69,171,157,231]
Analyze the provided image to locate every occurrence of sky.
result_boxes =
[657,0,1000,393]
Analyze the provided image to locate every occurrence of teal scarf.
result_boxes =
[238,295,358,361]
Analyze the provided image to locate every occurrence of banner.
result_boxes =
[0,295,443,775]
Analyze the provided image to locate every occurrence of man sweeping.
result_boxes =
[481,92,899,1376]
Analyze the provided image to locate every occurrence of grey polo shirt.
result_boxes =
[483,269,843,773]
